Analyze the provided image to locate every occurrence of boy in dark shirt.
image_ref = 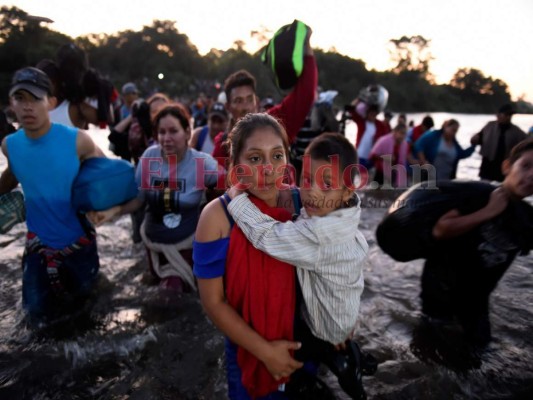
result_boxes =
[422,139,533,346]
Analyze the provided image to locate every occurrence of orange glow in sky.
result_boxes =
[10,0,533,102]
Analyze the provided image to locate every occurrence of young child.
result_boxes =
[421,138,533,346]
[227,132,371,399]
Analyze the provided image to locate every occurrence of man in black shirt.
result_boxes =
[471,104,527,182]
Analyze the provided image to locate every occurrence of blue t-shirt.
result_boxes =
[6,123,84,248]
[136,145,220,244]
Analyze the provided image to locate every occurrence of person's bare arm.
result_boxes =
[77,130,104,161]
[432,187,509,240]
[416,151,428,165]
[113,114,132,133]
[189,126,202,149]
[86,198,143,226]
[0,138,18,195]
[196,200,303,380]
[79,102,99,126]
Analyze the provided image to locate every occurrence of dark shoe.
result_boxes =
[285,369,336,400]
[360,351,378,376]
[329,341,367,400]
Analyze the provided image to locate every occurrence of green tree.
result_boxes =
[388,35,433,79]
[82,20,205,96]
[0,6,72,102]
[450,67,511,111]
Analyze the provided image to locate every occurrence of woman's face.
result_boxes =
[443,123,459,139]
[157,114,190,157]
[234,127,287,206]
[502,149,533,199]
[392,127,407,143]
[300,157,352,217]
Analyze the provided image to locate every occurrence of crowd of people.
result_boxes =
[1,28,533,400]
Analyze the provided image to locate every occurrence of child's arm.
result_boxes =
[432,187,509,240]
[227,193,319,268]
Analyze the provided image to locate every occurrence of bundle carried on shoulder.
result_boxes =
[72,157,138,212]
[261,19,310,90]
[376,180,494,262]
[0,190,25,234]
[355,84,389,118]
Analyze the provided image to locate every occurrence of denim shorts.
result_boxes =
[22,239,100,317]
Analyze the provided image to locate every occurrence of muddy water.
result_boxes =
[1,114,533,399]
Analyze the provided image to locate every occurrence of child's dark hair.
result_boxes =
[305,132,359,188]
[508,138,533,164]
[224,70,256,104]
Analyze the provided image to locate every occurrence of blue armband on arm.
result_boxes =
[193,238,230,279]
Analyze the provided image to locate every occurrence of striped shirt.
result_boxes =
[228,193,368,344]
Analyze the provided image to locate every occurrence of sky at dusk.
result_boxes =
[10,0,533,102]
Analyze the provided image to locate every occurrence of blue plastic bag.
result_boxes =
[72,158,138,212]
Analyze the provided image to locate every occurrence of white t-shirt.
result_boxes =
[357,121,377,159]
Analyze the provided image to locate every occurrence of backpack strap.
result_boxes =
[291,187,302,218]
[196,126,209,151]
[218,193,234,228]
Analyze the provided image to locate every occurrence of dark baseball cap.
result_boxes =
[209,102,228,120]
[9,67,52,99]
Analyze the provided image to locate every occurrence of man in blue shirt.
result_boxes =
[0,67,102,321]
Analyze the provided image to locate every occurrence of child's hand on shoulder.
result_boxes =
[485,186,509,218]
[227,185,245,200]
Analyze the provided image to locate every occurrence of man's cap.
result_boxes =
[9,67,52,99]
[209,102,228,119]
[122,82,139,95]
[498,103,516,115]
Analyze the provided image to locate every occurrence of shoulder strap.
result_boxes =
[196,126,209,151]
[291,188,302,217]
[218,193,234,228]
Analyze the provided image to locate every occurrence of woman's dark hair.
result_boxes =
[152,103,191,135]
[305,132,359,186]
[0,109,16,142]
[442,119,459,130]
[56,43,88,103]
[132,100,152,138]
[36,59,61,98]
[83,68,114,124]
[508,138,533,165]
[422,115,434,129]
[227,113,289,167]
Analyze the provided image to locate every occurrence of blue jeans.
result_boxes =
[22,239,100,317]
[225,339,289,400]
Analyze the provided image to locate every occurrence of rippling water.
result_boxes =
[1,113,532,399]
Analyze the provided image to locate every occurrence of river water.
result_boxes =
[1,113,532,399]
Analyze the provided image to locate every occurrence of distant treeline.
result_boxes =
[1,6,532,114]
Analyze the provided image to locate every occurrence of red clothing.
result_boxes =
[349,110,389,149]
[411,124,425,144]
[225,196,296,398]
[212,55,318,167]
